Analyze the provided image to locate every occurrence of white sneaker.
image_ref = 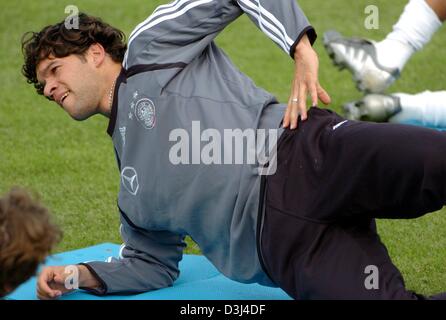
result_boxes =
[343,94,402,122]
[324,30,400,93]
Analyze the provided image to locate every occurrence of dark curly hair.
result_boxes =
[0,188,62,298]
[22,12,127,95]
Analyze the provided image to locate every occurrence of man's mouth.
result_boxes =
[60,91,70,105]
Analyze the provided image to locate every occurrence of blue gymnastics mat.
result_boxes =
[6,243,291,300]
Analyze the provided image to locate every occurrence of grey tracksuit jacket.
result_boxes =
[82,0,315,294]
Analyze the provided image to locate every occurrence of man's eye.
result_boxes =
[52,66,60,74]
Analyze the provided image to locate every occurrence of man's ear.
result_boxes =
[88,43,106,67]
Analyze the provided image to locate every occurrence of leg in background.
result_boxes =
[426,0,446,21]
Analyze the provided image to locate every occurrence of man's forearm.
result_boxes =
[77,264,102,290]
[426,0,446,21]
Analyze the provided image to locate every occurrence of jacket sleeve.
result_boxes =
[235,0,317,58]
[124,0,316,67]
[123,0,243,68]
[79,216,186,295]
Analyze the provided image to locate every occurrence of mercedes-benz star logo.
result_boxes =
[121,167,139,195]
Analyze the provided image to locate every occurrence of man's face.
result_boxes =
[36,53,101,121]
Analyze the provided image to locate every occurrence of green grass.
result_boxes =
[1,0,445,296]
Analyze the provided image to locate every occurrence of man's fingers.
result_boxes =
[317,83,331,105]
[309,83,318,107]
[297,84,307,124]
[53,274,65,285]
[37,286,60,300]
[37,287,54,300]
[37,268,62,300]
[288,82,309,129]
[38,282,62,300]
[37,269,54,293]
[284,77,298,128]
[289,93,300,129]
[283,105,291,128]
[37,291,50,300]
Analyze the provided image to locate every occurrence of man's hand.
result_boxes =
[283,34,331,129]
[37,265,101,300]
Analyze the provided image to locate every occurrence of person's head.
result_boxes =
[0,188,61,298]
[21,13,126,120]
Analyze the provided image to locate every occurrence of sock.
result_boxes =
[390,91,446,128]
[374,0,442,71]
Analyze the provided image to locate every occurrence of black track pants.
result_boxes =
[261,107,446,300]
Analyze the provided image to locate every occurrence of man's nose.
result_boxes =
[43,79,57,100]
